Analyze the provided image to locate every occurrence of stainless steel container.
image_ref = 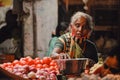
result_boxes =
[56,58,90,75]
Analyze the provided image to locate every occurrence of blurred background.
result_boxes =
[0,0,120,60]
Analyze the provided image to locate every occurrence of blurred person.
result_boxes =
[0,9,21,59]
[90,31,105,53]
[91,44,120,77]
[90,32,105,62]
[0,9,19,43]
[102,38,118,60]
[50,11,98,63]
[46,22,69,56]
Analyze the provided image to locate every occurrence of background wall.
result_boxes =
[34,0,58,58]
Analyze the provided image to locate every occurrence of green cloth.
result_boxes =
[46,37,58,56]
[69,37,84,58]
[55,32,84,58]
[75,42,84,58]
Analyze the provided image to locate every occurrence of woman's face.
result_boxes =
[70,16,91,39]
[100,56,120,77]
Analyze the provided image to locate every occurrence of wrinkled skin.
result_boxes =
[70,16,90,39]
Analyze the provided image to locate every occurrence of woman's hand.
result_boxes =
[51,52,71,59]
[59,53,71,59]
[50,52,59,59]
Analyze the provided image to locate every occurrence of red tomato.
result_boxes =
[40,60,44,64]
[25,56,33,62]
[34,57,41,61]
[1,63,10,69]
[20,57,26,61]
[28,60,35,65]
[50,61,57,66]
[42,57,52,65]
[42,64,49,68]
[49,66,57,71]
[36,64,43,69]
[34,60,41,65]
[12,60,19,65]
[20,60,27,65]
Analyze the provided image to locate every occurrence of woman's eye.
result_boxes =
[75,24,80,28]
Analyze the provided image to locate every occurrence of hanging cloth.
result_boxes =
[69,38,84,58]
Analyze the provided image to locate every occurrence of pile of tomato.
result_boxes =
[0,56,59,80]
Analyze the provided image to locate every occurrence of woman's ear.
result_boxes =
[68,24,72,32]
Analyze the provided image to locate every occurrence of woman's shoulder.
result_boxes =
[86,39,96,46]
[59,32,71,41]
[85,39,97,50]
[60,32,70,37]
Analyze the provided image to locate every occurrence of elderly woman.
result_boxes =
[51,11,98,63]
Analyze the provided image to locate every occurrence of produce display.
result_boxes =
[0,56,59,80]
[73,73,120,80]
[1,56,120,80]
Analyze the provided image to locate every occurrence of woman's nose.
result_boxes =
[77,26,83,31]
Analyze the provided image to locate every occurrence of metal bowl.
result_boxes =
[56,58,93,75]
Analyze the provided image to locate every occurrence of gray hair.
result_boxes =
[70,11,94,30]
